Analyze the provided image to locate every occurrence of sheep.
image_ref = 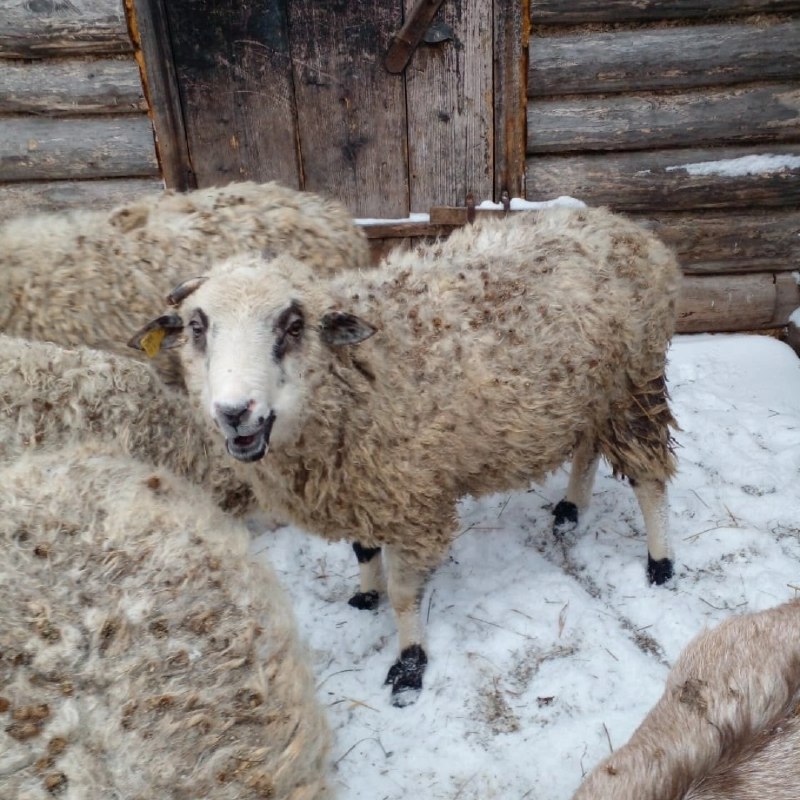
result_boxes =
[0,180,369,387]
[0,442,331,800]
[0,334,254,516]
[572,599,800,800]
[129,206,682,705]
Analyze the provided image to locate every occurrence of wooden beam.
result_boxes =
[527,85,800,154]
[530,0,800,25]
[526,145,800,212]
[0,116,159,182]
[0,57,146,115]
[529,21,800,96]
[494,0,529,200]
[126,0,193,190]
[0,0,132,58]
[0,177,163,220]
[385,0,446,74]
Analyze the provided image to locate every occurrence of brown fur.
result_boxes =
[573,600,800,800]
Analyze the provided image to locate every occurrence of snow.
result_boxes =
[665,153,800,177]
[250,333,800,800]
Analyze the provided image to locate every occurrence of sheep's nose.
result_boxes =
[215,402,251,431]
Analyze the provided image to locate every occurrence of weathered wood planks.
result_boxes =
[0,57,146,115]
[0,0,132,58]
[0,116,159,182]
[529,21,800,96]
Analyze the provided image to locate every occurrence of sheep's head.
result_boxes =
[129,254,376,462]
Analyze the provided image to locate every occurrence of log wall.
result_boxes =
[0,0,161,220]
[527,0,800,333]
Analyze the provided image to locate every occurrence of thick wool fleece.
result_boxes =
[0,335,253,516]
[0,181,369,386]
[0,445,331,800]
[180,206,681,573]
[573,600,800,800]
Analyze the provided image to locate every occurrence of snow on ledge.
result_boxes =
[665,153,800,178]
[355,212,431,226]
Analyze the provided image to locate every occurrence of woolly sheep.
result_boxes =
[0,180,369,387]
[130,206,681,705]
[0,443,331,800]
[0,334,253,516]
[572,599,800,800]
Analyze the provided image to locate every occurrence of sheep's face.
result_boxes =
[130,255,376,463]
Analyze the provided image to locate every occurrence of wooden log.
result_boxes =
[0,0,132,58]
[0,177,163,220]
[0,57,146,115]
[288,1,409,217]
[526,145,800,211]
[159,0,300,191]
[0,116,159,182]
[676,272,800,333]
[404,0,494,211]
[529,21,800,96]
[126,0,194,191]
[528,85,800,154]
[531,0,800,25]
[494,0,530,200]
[636,209,800,274]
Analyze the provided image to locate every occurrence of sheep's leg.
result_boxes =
[553,436,600,537]
[383,548,429,706]
[348,542,382,611]
[631,478,673,585]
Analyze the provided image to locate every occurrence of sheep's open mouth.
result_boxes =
[226,412,276,463]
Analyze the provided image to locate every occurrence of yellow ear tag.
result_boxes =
[140,328,166,358]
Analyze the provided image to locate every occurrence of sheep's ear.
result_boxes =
[319,312,377,347]
[166,276,207,308]
[127,314,185,358]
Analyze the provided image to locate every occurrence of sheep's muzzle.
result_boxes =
[226,411,276,463]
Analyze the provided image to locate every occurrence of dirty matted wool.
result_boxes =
[0,445,331,800]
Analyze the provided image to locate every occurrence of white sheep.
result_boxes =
[572,599,800,800]
[0,442,331,800]
[0,334,254,516]
[130,206,682,705]
[0,180,369,387]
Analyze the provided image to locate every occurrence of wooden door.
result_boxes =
[131,0,525,217]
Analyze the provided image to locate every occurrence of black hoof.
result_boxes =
[648,555,673,585]
[348,590,379,610]
[385,644,428,707]
[552,500,578,537]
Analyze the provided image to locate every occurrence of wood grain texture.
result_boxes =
[531,0,800,25]
[526,145,800,211]
[0,0,131,58]
[529,21,800,96]
[162,0,300,189]
[637,209,800,274]
[289,0,408,216]
[0,56,146,114]
[0,116,159,181]
[404,0,494,211]
[0,177,162,220]
[528,85,800,154]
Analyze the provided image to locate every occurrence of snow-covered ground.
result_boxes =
[250,333,800,800]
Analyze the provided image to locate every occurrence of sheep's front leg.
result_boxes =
[632,478,673,585]
[348,542,382,611]
[553,436,600,536]
[383,547,429,707]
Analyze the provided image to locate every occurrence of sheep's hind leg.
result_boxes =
[348,542,382,611]
[632,478,673,585]
[553,436,600,537]
[383,547,429,706]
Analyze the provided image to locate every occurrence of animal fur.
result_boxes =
[0,443,330,800]
[132,206,682,703]
[0,334,254,516]
[0,181,369,387]
[572,599,800,800]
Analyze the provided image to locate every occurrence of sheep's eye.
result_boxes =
[188,310,208,350]
[287,318,304,338]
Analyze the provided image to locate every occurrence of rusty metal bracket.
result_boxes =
[384,0,447,74]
